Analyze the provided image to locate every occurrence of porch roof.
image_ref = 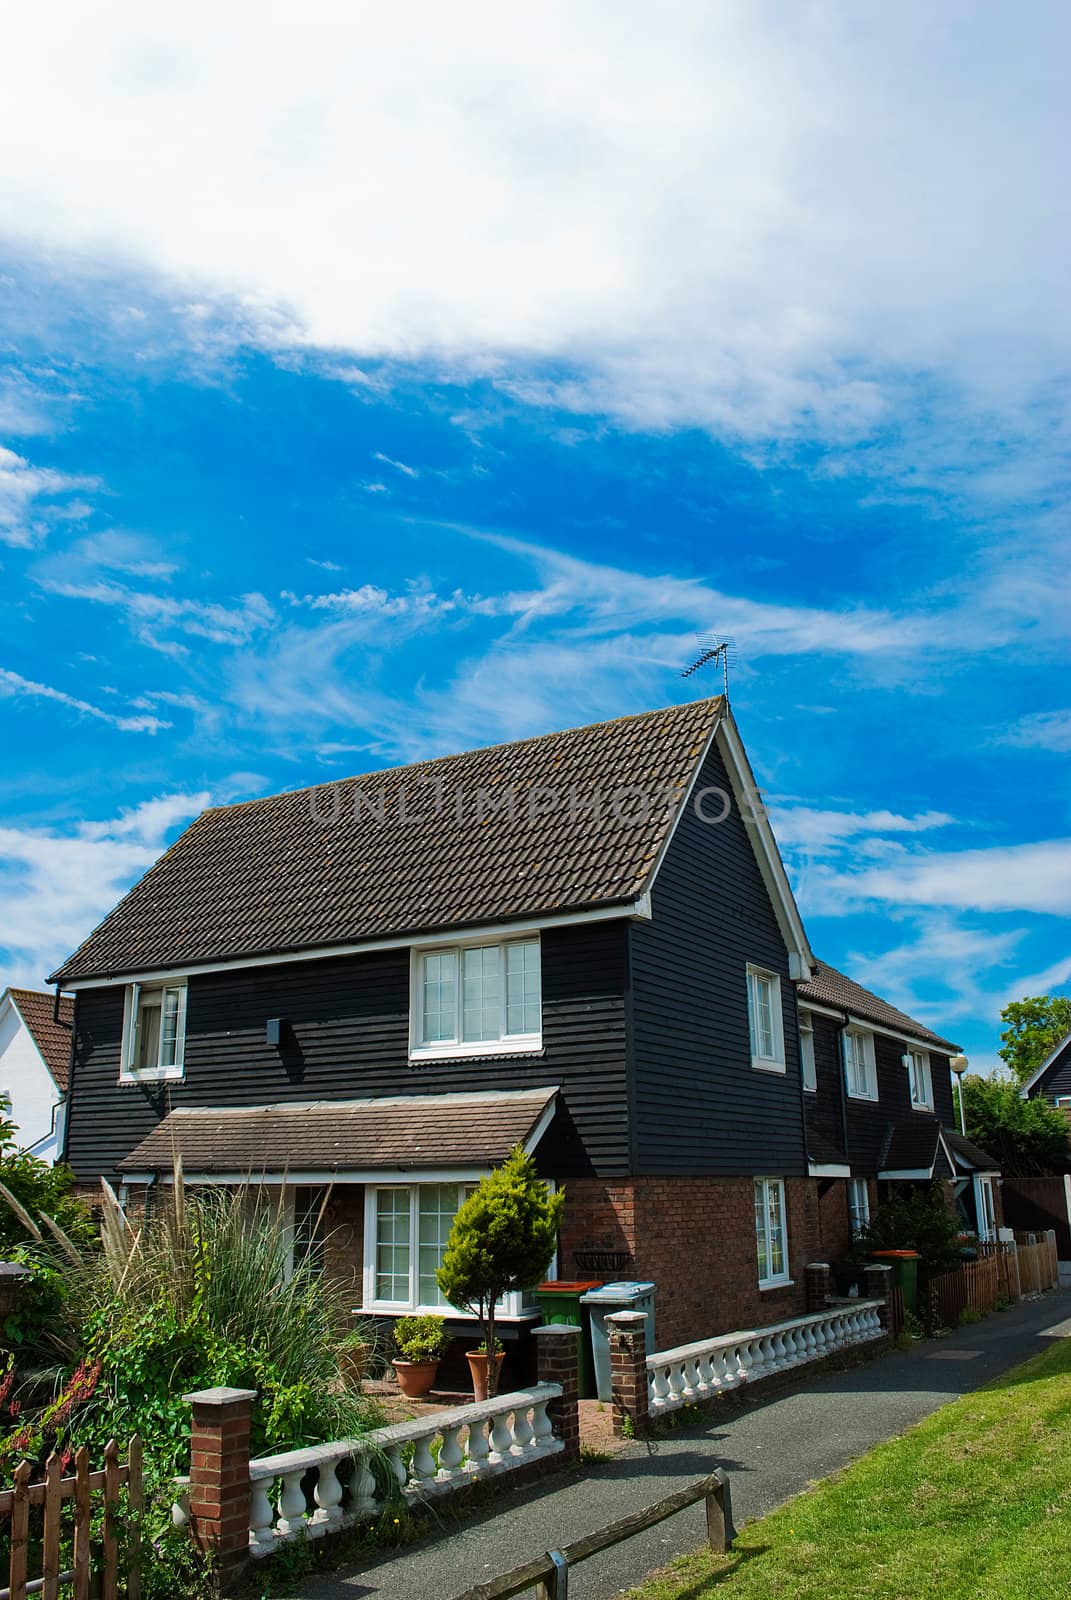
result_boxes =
[878,1119,954,1181]
[119,1085,559,1178]
[944,1127,1001,1173]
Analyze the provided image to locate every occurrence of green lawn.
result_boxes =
[626,1333,1071,1600]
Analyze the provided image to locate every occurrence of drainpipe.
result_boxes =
[835,1015,851,1172]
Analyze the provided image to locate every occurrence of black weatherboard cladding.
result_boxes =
[65,921,630,1188]
[629,736,807,1177]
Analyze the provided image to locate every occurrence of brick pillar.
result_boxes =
[864,1263,893,1330]
[607,1309,649,1439]
[804,1262,831,1312]
[533,1324,581,1462]
[183,1386,257,1583]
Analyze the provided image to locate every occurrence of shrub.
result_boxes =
[856,1184,964,1271]
[437,1146,563,1397]
[392,1315,451,1364]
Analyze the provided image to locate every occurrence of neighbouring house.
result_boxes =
[797,961,1003,1259]
[51,696,988,1364]
[0,987,73,1161]
[1020,1030,1071,1122]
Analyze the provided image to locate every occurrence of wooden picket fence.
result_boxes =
[1015,1231,1059,1297]
[0,1438,141,1600]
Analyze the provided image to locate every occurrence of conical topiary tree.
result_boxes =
[437,1145,564,1398]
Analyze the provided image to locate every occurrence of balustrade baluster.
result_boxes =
[410,1435,437,1485]
[489,1409,514,1463]
[650,1364,671,1408]
[312,1462,344,1529]
[698,1350,717,1394]
[276,1469,308,1537]
[530,1400,554,1451]
[510,1407,535,1455]
[249,1481,275,1553]
[437,1425,465,1480]
[466,1417,491,1468]
[667,1362,687,1405]
[352,1448,379,1515]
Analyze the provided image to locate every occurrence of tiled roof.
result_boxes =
[4,989,73,1091]
[119,1086,559,1175]
[878,1119,953,1178]
[52,698,723,983]
[798,960,960,1053]
[944,1128,1001,1172]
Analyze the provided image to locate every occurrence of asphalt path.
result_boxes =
[289,1291,1071,1600]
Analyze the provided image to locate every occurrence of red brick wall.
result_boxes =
[560,1175,821,1349]
[817,1179,853,1263]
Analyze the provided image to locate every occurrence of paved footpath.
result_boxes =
[289,1292,1071,1600]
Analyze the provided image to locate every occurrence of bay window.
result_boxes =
[120,981,187,1082]
[747,965,785,1073]
[754,1176,790,1288]
[363,1180,539,1316]
[411,937,541,1058]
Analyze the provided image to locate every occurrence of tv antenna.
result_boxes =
[681,633,733,698]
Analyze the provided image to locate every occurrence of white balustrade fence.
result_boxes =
[647,1301,884,1416]
[245,1382,562,1557]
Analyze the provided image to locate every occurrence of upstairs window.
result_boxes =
[754,1177,790,1288]
[411,938,541,1058]
[843,1027,878,1100]
[799,1011,817,1092]
[120,981,187,1082]
[747,965,785,1073]
[906,1049,933,1111]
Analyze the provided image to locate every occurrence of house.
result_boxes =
[51,696,983,1359]
[0,987,73,1161]
[798,960,1003,1252]
[1019,1030,1071,1123]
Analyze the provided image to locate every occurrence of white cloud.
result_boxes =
[37,576,274,649]
[1002,710,1071,755]
[845,917,1026,1031]
[0,2,1066,457]
[73,529,178,580]
[0,444,96,548]
[0,667,170,734]
[373,452,419,479]
[0,791,207,987]
[802,838,1071,918]
[306,557,342,572]
[768,806,955,852]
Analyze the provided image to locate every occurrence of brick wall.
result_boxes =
[560,1174,821,1349]
[817,1179,852,1263]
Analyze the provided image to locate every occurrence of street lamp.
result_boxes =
[950,1054,969,1135]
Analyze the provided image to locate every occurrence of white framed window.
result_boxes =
[905,1049,933,1111]
[747,965,785,1073]
[848,1177,871,1236]
[362,1181,538,1316]
[843,1028,878,1101]
[410,937,542,1059]
[754,1177,790,1288]
[799,1011,817,1092]
[974,1175,997,1241]
[119,981,187,1082]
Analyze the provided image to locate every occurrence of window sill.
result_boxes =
[910,1102,934,1114]
[846,1090,879,1102]
[758,1277,794,1292]
[751,1057,786,1075]
[409,1037,543,1063]
[118,1068,185,1085]
[358,1305,541,1322]
[803,1083,817,1094]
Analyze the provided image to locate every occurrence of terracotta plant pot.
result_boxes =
[338,1342,370,1388]
[466,1349,506,1403]
[392,1359,439,1399]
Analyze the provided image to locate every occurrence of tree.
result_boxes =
[0,1097,93,1257]
[437,1146,564,1398]
[999,995,1071,1086]
[857,1184,964,1270]
[962,1074,1070,1176]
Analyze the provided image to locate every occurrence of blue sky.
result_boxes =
[0,2,1068,1069]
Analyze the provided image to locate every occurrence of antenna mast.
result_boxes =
[681,633,733,698]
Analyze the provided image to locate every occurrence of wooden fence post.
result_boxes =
[704,1469,736,1553]
[535,1549,570,1599]
[182,1386,257,1585]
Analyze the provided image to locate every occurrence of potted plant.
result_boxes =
[437,1145,564,1400]
[391,1314,452,1398]
[335,1323,375,1388]
[466,1337,505,1404]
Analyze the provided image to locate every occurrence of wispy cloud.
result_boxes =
[802,838,1071,919]
[0,444,96,548]
[769,806,955,853]
[373,451,418,478]
[306,556,342,572]
[0,667,170,734]
[1001,710,1071,755]
[0,791,207,987]
[37,576,273,651]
